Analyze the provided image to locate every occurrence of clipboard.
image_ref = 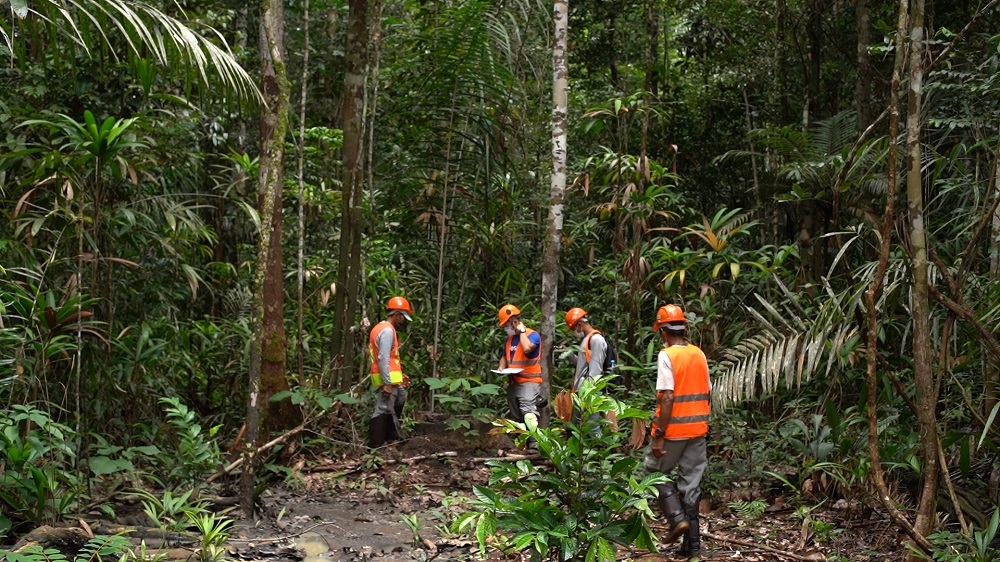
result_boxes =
[490,367,524,375]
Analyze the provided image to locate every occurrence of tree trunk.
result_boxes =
[904,0,939,554]
[644,0,658,98]
[259,0,300,435]
[988,141,1000,416]
[330,0,368,392]
[855,0,871,131]
[805,0,823,127]
[775,0,790,125]
[244,0,290,518]
[295,0,311,384]
[862,0,932,553]
[541,0,569,412]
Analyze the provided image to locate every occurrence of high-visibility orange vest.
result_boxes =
[582,330,602,364]
[651,344,710,439]
[369,321,404,387]
[505,328,543,384]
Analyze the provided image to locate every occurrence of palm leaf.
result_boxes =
[4,0,260,104]
[713,263,903,410]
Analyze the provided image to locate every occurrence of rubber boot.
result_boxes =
[368,415,390,448]
[654,483,689,544]
[679,504,701,559]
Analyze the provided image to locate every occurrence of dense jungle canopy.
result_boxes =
[2,0,1000,560]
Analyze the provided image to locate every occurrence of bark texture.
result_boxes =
[330,0,368,391]
[541,0,569,406]
[904,0,939,554]
[245,0,291,517]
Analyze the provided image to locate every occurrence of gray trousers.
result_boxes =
[506,381,541,423]
[643,436,707,507]
[372,386,407,419]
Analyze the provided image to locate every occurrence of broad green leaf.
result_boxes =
[89,456,134,476]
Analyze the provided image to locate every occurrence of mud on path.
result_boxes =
[230,419,505,562]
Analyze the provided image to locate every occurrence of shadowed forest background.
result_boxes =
[2,0,1000,560]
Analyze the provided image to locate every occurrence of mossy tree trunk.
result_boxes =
[244,0,292,518]
[330,0,368,392]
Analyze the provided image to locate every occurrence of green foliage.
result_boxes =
[454,379,664,561]
[0,534,133,562]
[0,405,80,529]
[271,386,359,414]
[401,513,422,546]
[187,511,235,562]
[727,499,768,521]
[157,398,222,489]
[134,488,209,531]
[921,508,1000,562]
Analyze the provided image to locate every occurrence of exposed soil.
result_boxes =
[221,418,910,562]
[6,416,913,562]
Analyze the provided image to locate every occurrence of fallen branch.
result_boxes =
[208,422,308,483]
[309,451,461,475]
[702,531,825,562]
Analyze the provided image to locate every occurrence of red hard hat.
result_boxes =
[653,304,685,330]
[498,304,520,326]
[565,307,588,330]
[386,296,414,316]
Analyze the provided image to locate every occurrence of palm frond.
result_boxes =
[713,261,904,410]
[4,0,260,104]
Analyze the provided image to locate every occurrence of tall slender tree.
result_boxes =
[541,0,569,404]
[904,0,939,553]
[330,0,369,391]
[244,0,291,518]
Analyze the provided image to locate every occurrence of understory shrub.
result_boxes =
[455,378,664,561]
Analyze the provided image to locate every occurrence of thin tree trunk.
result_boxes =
[644,0,658,98]
[366,0,383,232]
[742,86,760,214]
[431,90,460,413]
[863,0,932,552]
[259,0,299,434]
[296,0,311,384]
[855,0,871,131]
[541,0,569,411]
[988,140,1000,414]
[244,0,290,518]
[330,0,368,391]
[775,0,790,124]
[805,0,822,127]
[904,0,939,554]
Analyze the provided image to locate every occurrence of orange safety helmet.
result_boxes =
[386,296,414,319]
[653,304,686,331]
[565,307,588,330]
[498,304,521,326]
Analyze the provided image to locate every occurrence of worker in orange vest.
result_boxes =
[497,303,543,451]
[645,304,711,559]
[368,296,414,448]
[564,307,608,391]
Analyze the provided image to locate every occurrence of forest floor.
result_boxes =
[6,416,910,562]
[222,417,909,562]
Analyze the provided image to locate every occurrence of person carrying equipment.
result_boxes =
[644,304,711,559]
[564,307,608,391]
[496,303,542,450]
[368,296,414,449]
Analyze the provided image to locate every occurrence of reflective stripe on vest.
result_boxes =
[651,344,710,439]
[369,321,403,387]
[506,329,542,384]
